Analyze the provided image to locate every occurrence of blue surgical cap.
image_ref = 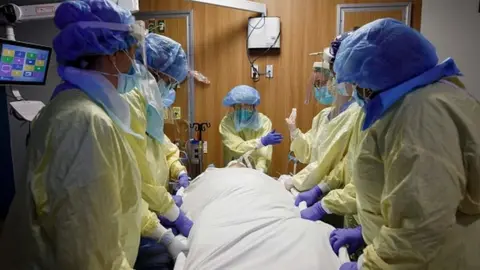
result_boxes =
[334,18,438,92]
[53,0,137,65]
[137,33,188,83]
[223,85,260,106]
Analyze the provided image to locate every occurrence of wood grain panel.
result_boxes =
[140,0,422,175]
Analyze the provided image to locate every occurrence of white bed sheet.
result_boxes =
[178,167,348,270]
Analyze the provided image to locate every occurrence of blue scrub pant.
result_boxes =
[134,237,173,270]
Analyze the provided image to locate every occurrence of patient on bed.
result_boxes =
[178,166,348,270]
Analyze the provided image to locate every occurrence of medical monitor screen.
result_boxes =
[0,38,52,85]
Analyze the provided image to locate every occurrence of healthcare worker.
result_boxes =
[0,1,186,268]
[136,33,191,192]
[219,85,283,173]
[132,33,191,269]
[119,39,193,236]
[334,18,480,270]
[300,90,366,224]
[286,33,362,221]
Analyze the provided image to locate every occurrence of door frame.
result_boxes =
[336,2,412,35]
[134,10,195,139]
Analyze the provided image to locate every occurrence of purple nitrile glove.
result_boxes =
[172,195,183,207]
[300,201,327,221]
[330,226,364,255]
[261,130,283,146]
[340,262,358,270]
[158,216,179,235]
[294,185,323,207]
[178,173,190,188]
[173,210,193,237]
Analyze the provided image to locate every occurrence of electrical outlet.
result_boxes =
[251,64,260,79]
[266,65,273,78]
[172,107,181,120]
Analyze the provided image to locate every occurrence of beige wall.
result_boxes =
[421,0,480,100]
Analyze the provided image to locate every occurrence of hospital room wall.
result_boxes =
[140,0,423,175]
[421,0,480,100]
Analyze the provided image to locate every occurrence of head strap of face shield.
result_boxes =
[75,21,146,41]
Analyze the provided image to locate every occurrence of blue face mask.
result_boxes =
[235,109,254,122]
[314,86,334,105]
[233,108,260,131]
[117,65,139,94]
[162,89,176,108]
[352,89,365,107]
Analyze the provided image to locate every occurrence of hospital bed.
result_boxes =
[172,165,350,270]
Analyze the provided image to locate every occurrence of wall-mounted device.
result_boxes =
[247,16,280,53]
[0,38,51,85]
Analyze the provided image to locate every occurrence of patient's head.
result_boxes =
[226,154,257,169]
[226,160,247,168]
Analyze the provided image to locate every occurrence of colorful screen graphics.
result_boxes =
[0,42,51,85]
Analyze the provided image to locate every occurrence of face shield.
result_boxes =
[306,61,334,105]
[230,104,260,132]
[76,20,166,143]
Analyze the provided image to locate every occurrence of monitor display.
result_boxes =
[0,39,52,85]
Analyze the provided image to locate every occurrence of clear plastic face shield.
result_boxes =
[305,61,334,105]
[230,103,260,131]
[132,22,166,143]
[233,104,255,111]
[76,20,166,142]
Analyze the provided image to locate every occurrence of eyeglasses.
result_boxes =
[149,68,178,89]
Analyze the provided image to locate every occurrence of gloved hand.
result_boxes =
[172,195,183,207]
[300,201,327,221]
[295,185,323,207]
[160,230,188,259]
[330,226,364,255]
[158,216,179,235]
[177,173,190,188]
[261,130,283,146]
[285,108,297,134]
[340,262,358,270]
[172,210,193,237]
